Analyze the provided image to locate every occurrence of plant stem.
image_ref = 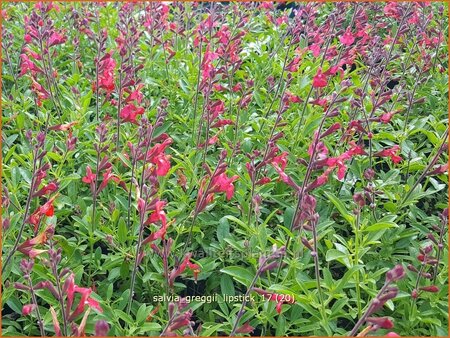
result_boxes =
[126,207,146,315]
[354,209,362,317]
[311,219,326,321]
[116,55,124,150]
[229,258,268,336]
[433,215,447,284]
[400,128,448,207]
[27,278,45,336]
[2,148,38,274]
[349,282,390,336]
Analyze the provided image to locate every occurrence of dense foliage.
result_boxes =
[1,1,448,336]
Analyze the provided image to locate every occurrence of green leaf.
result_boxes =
[136,304,149,323]
[324,192,355,224]
[139,323,162,333]
[118,218,127,243]
[363,221,398,232]
[217,217,230,244]
[325,249,348,262]
[220,266,254,286]
[220,274,235,296]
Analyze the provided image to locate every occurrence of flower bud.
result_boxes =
[95,320,110,336]
[367,317,394,329]
[386,264,405,283]
[419,285,439,293]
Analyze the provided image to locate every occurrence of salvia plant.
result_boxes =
[1,1,448,337]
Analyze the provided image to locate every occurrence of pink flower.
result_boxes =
[65,274,103,321]
[146,200,167,228]
[386,332,401,337]
[22,304,37,316]
[380,112,395,124]
[97,53,116,93]
[312,68,327,88]
[49,121,78,131]
[48,31,66,47]
[367,317,394,329]
[211,173,239,200]
[152,153,171,176]
[124,83,144,104]
[236,322,254,334]
[339,28,355,46]
[97,167,120,193]
[384,2,400,18]
[120,103,145,124]
[19,54,43,76]
[271,152,288,171]
[211,119,234,128]
[310,44,321,57]
[375,145,402,164]
[326,156,348,180]
[82,166,96,184]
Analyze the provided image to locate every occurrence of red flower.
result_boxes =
[124,83,144,104]
[168,254,200,287]
[152,153,171,176]
[312,68,327,88]
[18,226,51,258]
[65,274,103,321]
[97,53,116,93]
[146,200,167,227]
[120,103,145,124]
[32,181,58,197]
[253,288,295,314]
[28,196,57,232]
[211,119,234,128]
[326,156,348,180]
[256,177,271,185]
[384,3,400,18]
[97,167,120,193]
[419,285,439,293]
[211,173,239,200]
[375,145,402,164]
[339,28,355,46]
[82,166,96,184]
[30,78,50,106]
[347,141,367,156]
[204,134,220,148]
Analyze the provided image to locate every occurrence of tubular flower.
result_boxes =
[374,145,402,164]
[339,28,355,46]
[210,173,239,200]
[64,274,103,321]
[28,196,57,232]
[18,226,52,258]
[168,254,201,287]
[312,68,327,88]
[253,288,295,314]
